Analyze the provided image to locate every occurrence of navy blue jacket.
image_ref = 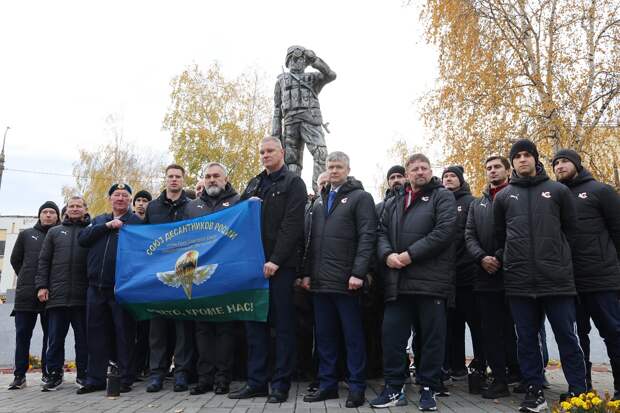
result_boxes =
[78,210,142,289]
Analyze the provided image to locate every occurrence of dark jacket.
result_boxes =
[465,186,505,292]
[78,210,142,289]
[144,190,191,224]
[451,183,476,287]
[306,177,377,294]
[493,165,578,297]
[562,169,620,292]
[11,222,58,313]
[377,177,457,301]
[187,184,240,218]
[35,217,90,309]
[241,165,307,269]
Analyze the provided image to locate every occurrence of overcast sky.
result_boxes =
[0,0,438,216]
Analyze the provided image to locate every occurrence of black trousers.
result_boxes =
[383,295,446,390]
[245,267,297,391]
[195,321,235,385]
[46,306,87,378]
[449,286,485,372]
[477,291,519,381]
[86,286,136,387]
[149,318,195,380]
[576,290,620,391]
[13,311,48,377]
[133,320,150,376]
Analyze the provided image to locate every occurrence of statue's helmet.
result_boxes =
[285,45,306,68]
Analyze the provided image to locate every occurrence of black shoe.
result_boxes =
[513,381,528,393]
[436,381,451,397]
[41,373,63,392]
[119,383,132,393]
[173,372,188,392]
[214,383,229,395]
[612,390,620,401]
[228,385,268,399]
[451,369,469,381]
[267,389,289,403]
[306,381,319,393]
[346,391,365,408]
[8,376,26,390]
[76,384,105,394]
[190,383,213,395]
[519,386,547,412]
[482,379,510,399]
[146,378,163,393]
[303,388,339,402]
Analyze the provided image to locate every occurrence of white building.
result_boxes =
[0,215,38,295]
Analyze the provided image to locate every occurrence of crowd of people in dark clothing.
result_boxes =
[7,136,620,413]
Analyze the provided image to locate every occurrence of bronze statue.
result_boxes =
[272,46,336,193]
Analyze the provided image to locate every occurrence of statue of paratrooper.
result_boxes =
[272,46,336,193]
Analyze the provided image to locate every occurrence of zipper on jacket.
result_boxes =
[99,232,111,289]
[527,187,537,297]
[67,225,75,305]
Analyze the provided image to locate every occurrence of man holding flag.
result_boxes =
[186,162,240,395]
[77,184,142,394]
[229,136,307,403]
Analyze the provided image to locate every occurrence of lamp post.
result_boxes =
[0,126,8,192]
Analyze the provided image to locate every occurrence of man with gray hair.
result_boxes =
[187,162,240,395]
[229,136,307,403]
[302,151,376,408]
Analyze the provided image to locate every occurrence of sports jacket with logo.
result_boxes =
[493,165,578,297]
[562,169,620,292]
[377,178,457,302]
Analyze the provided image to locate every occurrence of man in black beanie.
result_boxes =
[494,139,586,410]
[132,190,152,220]
[553,149,620,399]
[441,166,485,383]
[8,201,60,390]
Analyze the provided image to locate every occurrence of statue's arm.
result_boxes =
[271,80,283,139]
[308,53,336,93]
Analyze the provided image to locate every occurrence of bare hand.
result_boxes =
[106,219,124,229]
[37,289,49,303]
[301,276,311,290]
[386,253,405,269]
[397,251,412,266]
[348,276,363,291]
[481,256,501,274]
[263,261,279,278]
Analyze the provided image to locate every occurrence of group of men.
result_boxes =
[7,136,620,413]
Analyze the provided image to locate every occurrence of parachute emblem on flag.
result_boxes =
[156,250,218,300]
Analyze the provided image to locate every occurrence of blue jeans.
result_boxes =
[13,311,48,377]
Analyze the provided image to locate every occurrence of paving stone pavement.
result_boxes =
[0,368,615,412]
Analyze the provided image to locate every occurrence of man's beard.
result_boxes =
[206,186,223,197]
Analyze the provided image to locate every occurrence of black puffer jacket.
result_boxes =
[187,184,240,218]
[465,187,505,292]
[562,169,620,292]
[452,183,476,286]
[11,222,58,312]
[145,190,191,224]
[377,178,457,301]
[494,165,578,297]
[35,217,90,309]
[306,177,377,294]
[241,165,307,269]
